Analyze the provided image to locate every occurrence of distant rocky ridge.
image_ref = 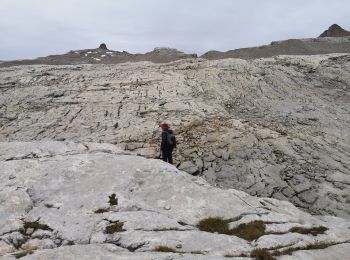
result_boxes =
[0,45,197,67]
[202,24,350,60]
[319,24,350,37]
[201,37,350,60]
[1,24,350,67]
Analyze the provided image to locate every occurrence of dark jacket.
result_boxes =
[161,130,176,150]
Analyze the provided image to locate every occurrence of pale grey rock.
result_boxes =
[194,158,204,169]
[117,230,250,255]
[22,238,56,250]
[202,168,216,185]
[178,161,198,175]
[9,244,237,259]
[26,228,34,235]
[0,141,350,259]
[103,211,191,231]
[0,53,349,226]
[279,243,350,260]
[206,134,217,142]
[203,153,216,162]
[265,223,304,233]
[0,241,15,256]
[221,151,229,161]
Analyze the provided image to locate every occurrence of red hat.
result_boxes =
[159,123,170,129]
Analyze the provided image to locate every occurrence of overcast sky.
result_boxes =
[1,0,349,60]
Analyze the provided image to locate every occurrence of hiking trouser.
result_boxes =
[162,149,173,164]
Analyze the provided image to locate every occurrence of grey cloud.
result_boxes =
[0,0,349,60]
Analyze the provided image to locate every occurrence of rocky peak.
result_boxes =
[99,43,108,50]
[319,24,350,37]
[152,47,184,54]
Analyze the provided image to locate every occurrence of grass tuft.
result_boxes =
[273,242,337,256]
[197,218,266,241]
[251,248,277,260]
[229,221,266,241]
[109,194,118,206]
[94,208,109,214]
[190,250,204,255]
[289,226,328,236]
[224,252,247,257]
[23,221,53,232]
[126,243,144,252]
[155,246,177,253]
[105,222,124,234]
[14,250,34,259]
[197,217,229,234]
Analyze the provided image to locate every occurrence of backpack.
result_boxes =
[167,130,176,148]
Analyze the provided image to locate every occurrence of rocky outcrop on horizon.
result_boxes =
[319,24,350,37]
[201,24,350,60]
[1,53,349,220]
[99,43,108,50]
[1,141,350,259]
[1,25,350,67]
[0,46,197,68]
[201,37,350,60]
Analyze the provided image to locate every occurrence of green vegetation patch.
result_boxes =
[109,193,118,206]
[289,226,328,236]
[126,243,145,252]
[197,218,266,241]
[273,241,338,256]
[23,221,53,232]
[230,221,266,241]
[14,250,34,259]
[105,222,124,234]
[94,208,109,214]
[224,252,247,258]
[197,217,230,234]
[155,246,177,253]
[251,248,277,260]
[67,240,75,245]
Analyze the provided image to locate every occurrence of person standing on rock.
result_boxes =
[160,123,176,164]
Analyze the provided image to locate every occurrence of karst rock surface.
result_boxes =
[1,54,349,219]
[0,141,350,259]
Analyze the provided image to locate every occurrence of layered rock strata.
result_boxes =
[0,54,349,219]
